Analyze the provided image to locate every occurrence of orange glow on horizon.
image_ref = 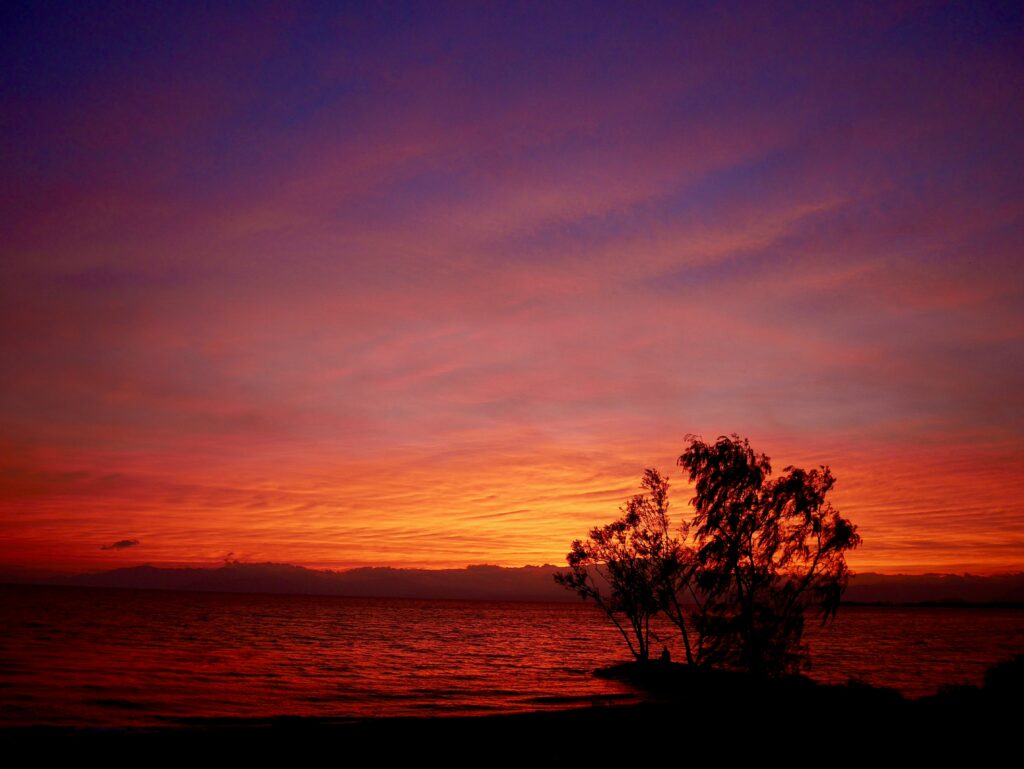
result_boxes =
[3,432,1021,575]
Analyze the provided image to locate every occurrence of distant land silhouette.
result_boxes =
[2,563,1023,604]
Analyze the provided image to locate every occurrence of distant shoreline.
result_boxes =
[2,562,1023,605]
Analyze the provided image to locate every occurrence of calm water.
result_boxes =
[1,585,1022,727]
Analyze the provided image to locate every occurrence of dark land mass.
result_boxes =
[841,571,1024,604]
[3,562,1023,604]
[3,657,1020,757]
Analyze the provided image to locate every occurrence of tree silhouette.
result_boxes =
[554,469,676,662]
[556,434,861,678]
[679,434,861,677]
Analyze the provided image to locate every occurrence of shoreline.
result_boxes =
[5,660,1019,752]
[2,698,1016,757]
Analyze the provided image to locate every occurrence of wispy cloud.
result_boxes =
[101,539,140,551]
[1,2,1021,573]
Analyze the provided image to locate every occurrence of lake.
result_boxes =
[1,585,1021,727]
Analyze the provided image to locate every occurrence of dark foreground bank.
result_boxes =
[4,657,1020,758]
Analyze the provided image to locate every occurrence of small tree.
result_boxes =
[620,469,697,666]
[678,434,861,677]
[554,469,677,662]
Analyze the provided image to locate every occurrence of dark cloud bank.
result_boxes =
[16,562,1023,604]
[100,539,140,551]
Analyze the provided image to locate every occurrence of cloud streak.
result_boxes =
[1,2,1022,574]
[101,539,140,551]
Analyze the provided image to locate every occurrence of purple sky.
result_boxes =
[1,1,1022,573]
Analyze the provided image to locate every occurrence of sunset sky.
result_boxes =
[2,1,1022,575]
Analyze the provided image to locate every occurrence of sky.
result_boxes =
[1,1,1022,575]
